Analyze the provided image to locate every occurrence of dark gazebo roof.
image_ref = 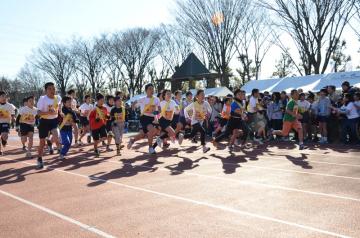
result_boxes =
[172,53,210,79]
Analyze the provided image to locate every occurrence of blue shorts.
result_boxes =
[317,115,329,123]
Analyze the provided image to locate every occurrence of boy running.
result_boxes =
[110,96,126,155]
[89,94,109,157]
[127,83,160,155]
[18,96,38,157]
[78,95,93,144]
[59,96,79,160]
[36,82,62,169]
[272,89,304,150]
[0,91,16,155]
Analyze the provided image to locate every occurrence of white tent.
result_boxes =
[241,71,360,94]
[126,94,146,104]
[241,78,282,94]
[185,87,233,98]
[270,74,325,93]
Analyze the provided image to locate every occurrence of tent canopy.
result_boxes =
[241,71,360,94]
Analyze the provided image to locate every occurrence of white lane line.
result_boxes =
[103,159,360,202]
[211,152,360,168]
[2,157,351,238]
[5,148,360,202]
[0,189,116,238]
[5,144,360,178]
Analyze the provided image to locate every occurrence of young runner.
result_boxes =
[67,89,80,146]
[0,91,16,155]
[89,94,109,157]
[104,95,115,151]
[36,82,62,169]
[154,90,183,150]
[272,89,304,150]
[213,90,249,151]
[110,96,126,155]
[184,90,212,153]
[213,97,232,137]
[127,84,160,155]
[59,96,79,160]
[18,96,38,157]
[78,95,93,144]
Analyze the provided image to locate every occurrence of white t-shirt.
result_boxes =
[136,96,161,117]
[298,100,311,113]
[79,103,94,118]
[248,96,258,113]
[184,101,212,125]
[341,102,359,119]
[174,99,181,115]
[0,103,15,123]
[160,100,177,120]
[19,106,38,125]
[104,104,113,114]
[37,95,62,120]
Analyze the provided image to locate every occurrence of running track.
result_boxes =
[1,131,360,238]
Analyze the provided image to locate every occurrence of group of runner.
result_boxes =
[1,80,359,170]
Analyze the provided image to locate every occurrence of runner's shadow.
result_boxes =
[87,158,161,187]
[165,156,208,175]
[210,153,246,174]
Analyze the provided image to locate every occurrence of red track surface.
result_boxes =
[1,131,360,238]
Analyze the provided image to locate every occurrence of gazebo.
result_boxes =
[158,53,218,92]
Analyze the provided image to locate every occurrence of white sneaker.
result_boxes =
[202,146,210,153]
[149,147,156,155]
[156,137,163,148]
[178,133,184,145]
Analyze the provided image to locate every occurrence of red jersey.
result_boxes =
[89,106,108,130]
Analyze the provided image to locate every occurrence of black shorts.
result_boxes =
[220,118,229,127]
[179,116,187,126]
[300,112,310,124]
[20,123,34,136]
[159,117,172,130]
[80,116,89,127]
[0,123,10,134]
[38,118,58,139]
[227,118,243,131]
[140,115,155,134]
[171,114,180,129]
[106,120,112,133]
[92,126,107,141]
[317,115,329,123]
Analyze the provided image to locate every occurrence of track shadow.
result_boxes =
[165,156,208,175]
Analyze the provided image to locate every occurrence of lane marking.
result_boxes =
[4,150,360,202]
[2,157,353,238]
[104,159,360,202]
[5,144,360,179]
[0,189,116,238]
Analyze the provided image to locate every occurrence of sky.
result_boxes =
[0,0,359,80]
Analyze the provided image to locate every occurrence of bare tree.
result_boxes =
[72,37,106,98]
[100,34,126,93]
[73,71,89,103]
[331,40,351,73]
[272,51,296,78]
[235,7,275,84]
[158,24,193,73]
[175,0,250,87]
[261,0,356,75]
[32,40,76,96]
[111,28,160,96]
[17,63,47,99]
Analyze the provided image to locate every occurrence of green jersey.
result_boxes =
[283,99,298,122]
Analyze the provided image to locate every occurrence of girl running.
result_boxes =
[184,90,212,153]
